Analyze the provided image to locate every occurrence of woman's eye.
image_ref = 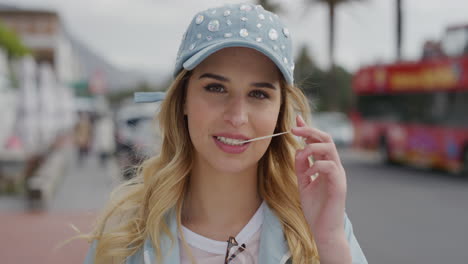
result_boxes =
[249,90,269,99]
[204,84,226,93]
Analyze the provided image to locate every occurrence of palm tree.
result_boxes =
[307,0,363,69]
[396,0,403,60]
[257,0,363,69]
[256,0,358,111]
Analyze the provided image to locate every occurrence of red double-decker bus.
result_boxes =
[351,24,468,175]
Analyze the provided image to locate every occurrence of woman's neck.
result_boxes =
[182,159,262,241]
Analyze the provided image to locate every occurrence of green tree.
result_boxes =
[294,45,323,98]
[256,0,356,112]
[0,20,29,58]
[302,0,360,112]
[311,65,353,112]
[294,45,353,112]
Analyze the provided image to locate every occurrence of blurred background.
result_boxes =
[0,0,467,263]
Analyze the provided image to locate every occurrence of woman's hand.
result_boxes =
[292,115,352,264]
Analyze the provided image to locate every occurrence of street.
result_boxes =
[341,150,468,263]
[1,148,467,263]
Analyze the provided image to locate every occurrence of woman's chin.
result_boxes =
[209,159,256,175]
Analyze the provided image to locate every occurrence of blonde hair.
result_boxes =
[87,69,320,263]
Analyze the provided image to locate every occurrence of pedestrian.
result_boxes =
[93,112,116,166]
[75,112,92,164]
[84,3,367,264]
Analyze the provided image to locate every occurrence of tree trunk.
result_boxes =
[396,0,402,60]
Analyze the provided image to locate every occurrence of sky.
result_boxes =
[4,0,468,77]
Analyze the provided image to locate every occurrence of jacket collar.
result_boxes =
[258,204,290,264]
[141,208,180,264]
[139,203,290,264]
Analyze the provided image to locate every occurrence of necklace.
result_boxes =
[224,236,246,264]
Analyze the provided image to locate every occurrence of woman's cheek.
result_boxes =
[264,110,280,132]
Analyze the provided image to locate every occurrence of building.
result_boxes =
[0,5,83,84]
[0,3,150,93]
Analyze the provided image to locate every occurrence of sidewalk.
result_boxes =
[0,146,118,263]
[0,211,96,263]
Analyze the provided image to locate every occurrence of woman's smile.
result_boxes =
[212,133,252,154]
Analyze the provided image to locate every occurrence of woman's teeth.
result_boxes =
[216,136,246,146]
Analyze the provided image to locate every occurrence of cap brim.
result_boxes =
[182,39,293,84]
[134,92,166,103]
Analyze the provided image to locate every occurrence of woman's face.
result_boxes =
[185,47,282,174]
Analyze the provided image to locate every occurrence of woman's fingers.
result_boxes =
[294,114,344,184]
[297,143,341,165]
[296,114,307,127]
[296,146,344,183]
[295,145,343,187]
[292,126,333,144]
[293,115,333,144]
[302,160,347,194]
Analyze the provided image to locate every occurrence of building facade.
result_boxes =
[0,7,83,84]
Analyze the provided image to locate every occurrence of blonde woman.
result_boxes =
[84,3,367,264]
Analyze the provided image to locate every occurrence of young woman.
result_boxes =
[85,3,368,264]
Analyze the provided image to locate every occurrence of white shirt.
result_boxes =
[179,201,266,264]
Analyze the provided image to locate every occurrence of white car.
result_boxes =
[114,101,161,179]
[312,112,354,147]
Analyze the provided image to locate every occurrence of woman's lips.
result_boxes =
[213,136,251,154]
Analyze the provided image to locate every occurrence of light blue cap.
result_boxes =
[136,3,294,103]
[134,92,165,103]
[176,3,294,83]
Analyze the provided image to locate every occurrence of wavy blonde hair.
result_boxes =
[87,69,319,263]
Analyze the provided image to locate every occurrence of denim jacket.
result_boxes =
[84,204,368,264]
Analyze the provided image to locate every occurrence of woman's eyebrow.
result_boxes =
[199,73,276,90]
[251,82,276,90]
[199,73,229,82]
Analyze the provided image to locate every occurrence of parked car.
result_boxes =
[312,111,354,147]
[114,101,161,179]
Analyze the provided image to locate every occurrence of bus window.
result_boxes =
[445,91,468,127]
[357,95,403,122]
[430,92,448,123]
[357,92,463,125]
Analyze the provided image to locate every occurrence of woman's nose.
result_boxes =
[223,96,248,127]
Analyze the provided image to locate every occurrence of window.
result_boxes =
[357,91,468,127]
